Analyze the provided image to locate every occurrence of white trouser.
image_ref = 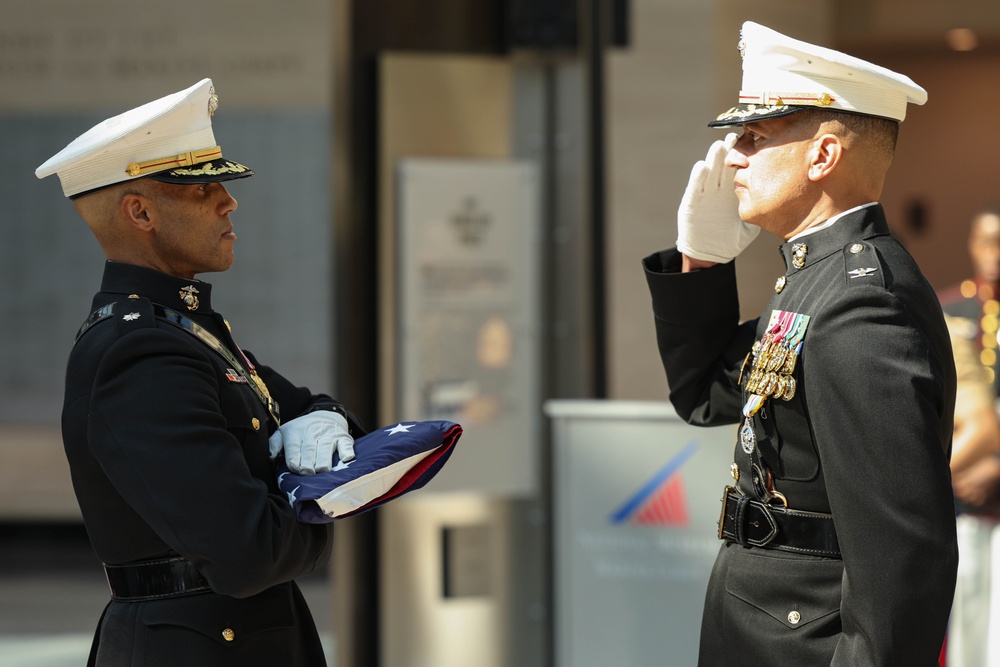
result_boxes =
[948,514,1000,667]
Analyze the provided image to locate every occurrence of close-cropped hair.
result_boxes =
[797,107,900,158]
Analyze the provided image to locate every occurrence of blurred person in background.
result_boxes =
[939,207,1000,667]
[940,207,1000,392]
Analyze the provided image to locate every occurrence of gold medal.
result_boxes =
[774,375,788,398]
[759,372,778,397]
[780,376,796,401]
[756,339,771,366]
[766,345,789,372]
[780,348,798,375]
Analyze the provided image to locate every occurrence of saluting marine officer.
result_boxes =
[37,79,362,666]
[643,23,958,665]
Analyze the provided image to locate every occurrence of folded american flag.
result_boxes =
[276,420,462,523]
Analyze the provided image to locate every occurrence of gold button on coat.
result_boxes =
[850,243,864,254]
[788,610,801,625]
[251,418,261,431]
[222,628,235,642]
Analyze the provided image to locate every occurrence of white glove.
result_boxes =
[268,411,355,475]
[676,132,760,263]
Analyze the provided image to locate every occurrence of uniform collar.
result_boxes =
[778,203,890,275]
[99,261,216,314]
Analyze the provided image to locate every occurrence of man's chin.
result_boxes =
[201,255,235,275]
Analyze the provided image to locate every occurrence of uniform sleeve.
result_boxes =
[87,328,332,598]
[643,248,756,426]
[804,286,957,665]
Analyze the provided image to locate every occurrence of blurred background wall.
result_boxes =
[1,1,998,666]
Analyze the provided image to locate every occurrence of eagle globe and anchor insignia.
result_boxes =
[179,285,200,311]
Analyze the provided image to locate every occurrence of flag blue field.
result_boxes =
[277,420,462,523]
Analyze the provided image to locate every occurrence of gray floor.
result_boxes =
[0,524,335,667]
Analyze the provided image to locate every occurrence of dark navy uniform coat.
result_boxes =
[643,205,958,666]
[63,261,350,667]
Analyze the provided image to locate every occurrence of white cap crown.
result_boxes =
[711,22,927,127]
[36,78,251,198]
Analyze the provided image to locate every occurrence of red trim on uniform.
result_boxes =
[738,95,837,103]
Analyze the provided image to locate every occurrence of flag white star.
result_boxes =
[385,423,413,435]
[286,484,300,505]
[333,458,353,471]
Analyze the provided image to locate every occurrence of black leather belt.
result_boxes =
[104,557,212,601]
[718,486,841,558]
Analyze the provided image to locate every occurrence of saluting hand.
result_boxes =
[268,411,356,475]
[676,132,759,264]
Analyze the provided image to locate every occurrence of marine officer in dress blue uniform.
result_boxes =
[643,22,958,666]
[37,79,361,667]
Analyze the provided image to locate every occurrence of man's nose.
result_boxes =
[217,185,238,214]
[725,145,749,169]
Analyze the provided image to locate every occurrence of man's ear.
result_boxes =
[807,134,843,182]
[119,192,156,232]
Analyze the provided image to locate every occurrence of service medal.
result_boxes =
[766,345,789,372]
[742,310,810,417]
[780,376,797,401]
[780,346,799,375]
[740,419,757,454]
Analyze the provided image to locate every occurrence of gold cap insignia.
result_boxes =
[208,86,219,117]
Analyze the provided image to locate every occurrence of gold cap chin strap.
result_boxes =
[125,146,224,177]
[738,91,836,107]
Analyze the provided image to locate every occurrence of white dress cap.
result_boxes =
[710,22,927,127]
[36,78,252,198]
